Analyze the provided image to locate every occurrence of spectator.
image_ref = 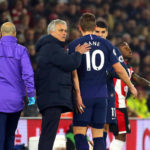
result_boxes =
[142,54,150,73]
[17,13,30,33]
[24,28,35,45]
[0,10,11,26]
[127,87,150,118]
[0,0,12,23]
[30,0,45,22]
[34,17,47,36]
[130,52,140,74]
[125,19,138,36]
[65,3,79,24]
[11,0,28,25]
[122,33,132,45]
[26,43,37,71]
[68,28,81,43]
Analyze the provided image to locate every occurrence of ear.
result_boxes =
[94,26,97,31]
[50,30,54,35]
[78,25,82,32]
[106,30,108,38]
[13,32,16,37]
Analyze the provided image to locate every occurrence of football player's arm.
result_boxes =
[72,70,81,95]
[109,61,129,79]
[132,73,150,87]
[112,62,137,98]
[72,70,85,113]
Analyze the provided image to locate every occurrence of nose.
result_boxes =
[63,31,67,36]
[99,32,103,36]
[130,51,133,55]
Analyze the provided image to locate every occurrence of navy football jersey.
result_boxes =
[106,47,128,98]
[68,34,118,99]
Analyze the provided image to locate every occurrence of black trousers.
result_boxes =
[38,107,64,150]
[0,111,21,150]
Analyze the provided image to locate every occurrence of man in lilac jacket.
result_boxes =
[0,22,35,150]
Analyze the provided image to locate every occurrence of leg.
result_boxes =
[110,108,130,150]
[105,97,117,149]
[115,134,126,141]
[73,98,94,150]
[73,126,89,150]
[5,111,21,150]
[103,124,109,148]
[109,134,126,150]
[0,113,7,150]
[104,123,109,133]
[38,107,63,150]
[92,127,105,150]
[91,98,107,150]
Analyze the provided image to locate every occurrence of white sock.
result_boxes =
[109,139,125,150]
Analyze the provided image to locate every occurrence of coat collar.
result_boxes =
[1,36,17,43]
[48,34,66,47]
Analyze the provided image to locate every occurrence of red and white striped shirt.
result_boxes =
[113,67,133,108]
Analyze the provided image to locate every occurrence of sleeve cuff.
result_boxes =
[75,51,82,56]
[27,92,35,97]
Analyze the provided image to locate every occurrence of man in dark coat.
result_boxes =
[36,19,90,150]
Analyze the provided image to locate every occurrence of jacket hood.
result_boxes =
[35,34,65,53]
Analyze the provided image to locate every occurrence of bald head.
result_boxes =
[1,22,16,37]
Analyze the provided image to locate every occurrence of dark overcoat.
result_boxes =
[36,35,82,112]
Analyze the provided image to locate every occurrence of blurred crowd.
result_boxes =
[1,0,150,118]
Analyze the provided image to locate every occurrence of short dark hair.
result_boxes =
[118,42,128,48]
[96,20,108,30]
[79,13,96,32]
